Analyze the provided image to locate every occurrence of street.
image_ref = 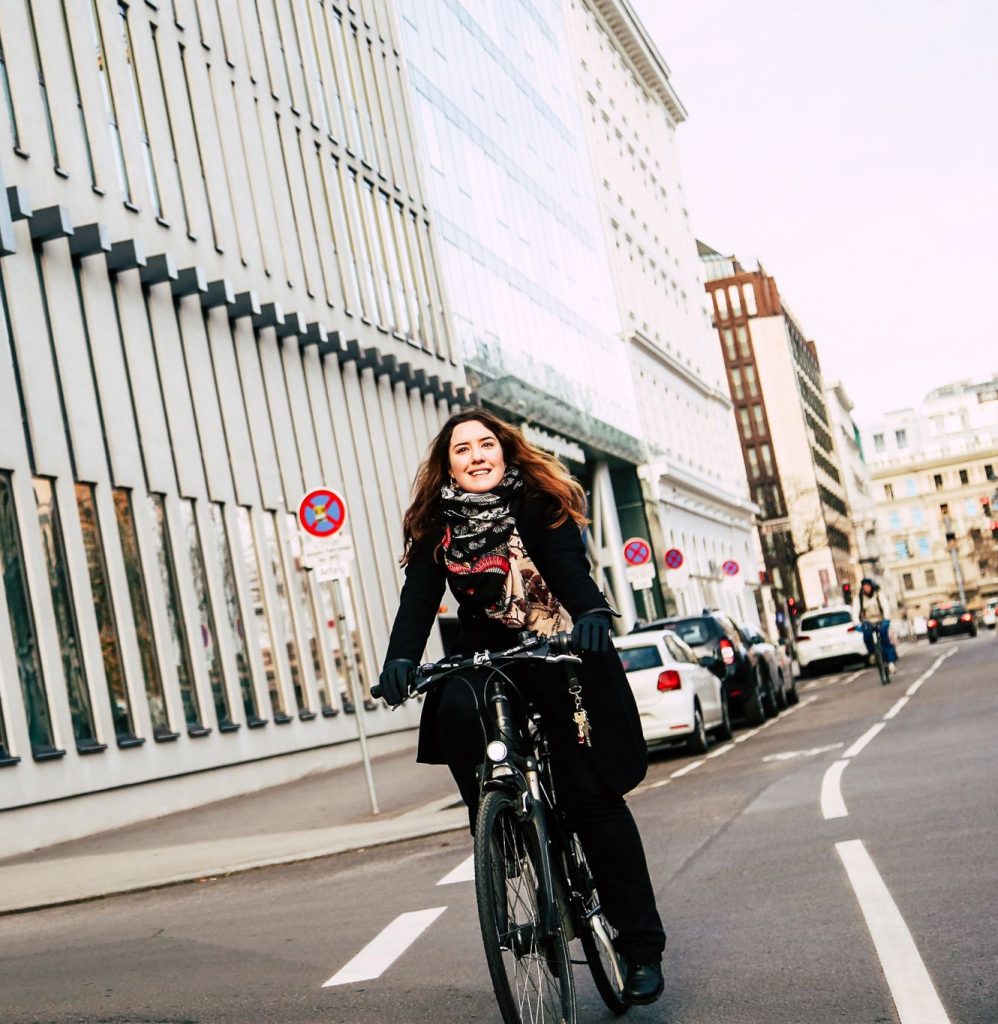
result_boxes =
[2,637,995,1024]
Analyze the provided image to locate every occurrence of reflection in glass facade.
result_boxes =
[236,507,288,721]
[286,515,329,712]
[208,505,261,725]
[0,474,57,755]
[113,488,172,739]
[75,483,135,742]
[397,0,638,435]
[33,478,99,750]
[147,494,203,735]
[262,513,307,716]
[179,501,234,731]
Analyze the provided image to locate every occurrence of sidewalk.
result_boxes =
[0,747,467,916]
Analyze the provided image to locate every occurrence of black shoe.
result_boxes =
[623,960,664,1005]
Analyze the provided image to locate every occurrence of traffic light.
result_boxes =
[787,596,799,619]
[981,495,993,518]
[992,519,998,540]
[841,581,852,605]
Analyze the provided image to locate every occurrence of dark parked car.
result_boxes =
[740,624,798,711]
[633,611,768,725]
[926,603,977,642]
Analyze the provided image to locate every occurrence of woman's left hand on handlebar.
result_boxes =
[378,658,416,706]
[570,612,613,654]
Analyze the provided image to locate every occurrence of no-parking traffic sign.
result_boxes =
[623,537,652,566]
[298,488,346,539]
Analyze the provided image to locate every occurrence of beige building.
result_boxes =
[863,377,998,616]
[561,0,760,624]
[699,245,855,614]
[0,0,463,855]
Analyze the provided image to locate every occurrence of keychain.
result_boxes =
[569,682,592,747]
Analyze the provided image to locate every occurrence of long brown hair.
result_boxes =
[400,408,587,564]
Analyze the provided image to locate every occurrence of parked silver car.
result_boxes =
[739,624,799,712]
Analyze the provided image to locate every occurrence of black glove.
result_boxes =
[378,659,416,706]
[570,612,613,654]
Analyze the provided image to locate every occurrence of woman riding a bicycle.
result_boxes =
[378,408,666,1005]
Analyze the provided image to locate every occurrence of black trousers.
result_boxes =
[433,669,666,964]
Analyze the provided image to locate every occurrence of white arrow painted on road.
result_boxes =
[437,854,474,886]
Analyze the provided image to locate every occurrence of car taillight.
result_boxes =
[846,625,858,632]
[719,639,735,665]
[927,618,937,628]
[797,634,811,642]
[657,670,682,692]
[960,613,972,622]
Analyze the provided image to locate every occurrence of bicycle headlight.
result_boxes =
[486,740,508,763]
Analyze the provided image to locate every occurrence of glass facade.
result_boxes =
[0,474,58,756]
[397,0,637,436]
[75,483,136,743]
[262,513,308,717]
[33,478,100,751]
[113,489,173,740]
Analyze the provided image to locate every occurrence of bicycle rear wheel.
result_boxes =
[567,835,629,1015]
[475,789,576,1024]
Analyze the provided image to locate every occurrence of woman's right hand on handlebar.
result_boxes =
[377,658,416,706]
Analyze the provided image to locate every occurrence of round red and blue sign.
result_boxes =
[664,548,684,570]
[722,559,740,577]
[623,538,651,566]
[298,489,346,538]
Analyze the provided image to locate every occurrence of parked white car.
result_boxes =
[795,606,868,674]
[614,630,731,753]
[982,599,998,629]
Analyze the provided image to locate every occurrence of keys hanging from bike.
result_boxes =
[573,708,592,746]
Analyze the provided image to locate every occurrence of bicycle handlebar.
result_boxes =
[370,630,579,702]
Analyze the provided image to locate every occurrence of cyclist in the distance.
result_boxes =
[378,408,665,1004]
[857,577,898,677]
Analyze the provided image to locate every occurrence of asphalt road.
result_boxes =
[2,636,995,1024]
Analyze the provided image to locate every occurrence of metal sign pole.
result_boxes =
[327,577,380,815]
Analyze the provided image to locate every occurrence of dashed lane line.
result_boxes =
[883,696,909,720]
[706,743,734,759]
[843,723,886,759]
[906,647,957,696]
[436,854,474,886]
[836,840,952,1023]
[322,907,448,986]
[670,759,704,778]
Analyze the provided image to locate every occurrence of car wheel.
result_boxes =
[970,627,978,638]
[715,693,733,741]
[786,680,800,706]
[744,684,765,727]
[928,636,938,644]
[686,705,709,755]
[776,671,789,710]
[760,671,778,717]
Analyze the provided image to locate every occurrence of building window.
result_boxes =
[178,43,219,248]
[23,0,62,170]
[744,281,757,316]
[728,285,742,316]
[959,468,969,485]
[87,0,132,202]
[59,0,98,186]
[986,464,996,482]
[209,505,262,724]
[752,404,765,435]
[894,540,910,560]
[76,483,135,743]
[714,287,728,320]
[874,433,885,453]
[179,501,233,730]
[746,447,759,479]
[912,507,923,526]
[286,515,329,712]
[729,367,743,400]
[895,429,908,449]
[33,478,100,751]
[0,25,22,150]
[237,508,288,721]
[888,511,901,530]
[113,489,173,739]
[925,568,936,587]
[150,25,191,235]
[721,328,736,362]
[933,473,944,490]
[902,573,914,590]
[884,484,894,499]
[739,407,752,440]
[917,536,930,557]
[760,443,773,475]
[905,477,917,497]
[744,363,758,397]
[736,325,750,359]
[0,474,58,757]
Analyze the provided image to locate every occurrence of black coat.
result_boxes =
[384,493,647,796]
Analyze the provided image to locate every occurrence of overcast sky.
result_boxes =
[629,0,998,426]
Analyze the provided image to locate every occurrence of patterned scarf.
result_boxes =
[441,466,572,635]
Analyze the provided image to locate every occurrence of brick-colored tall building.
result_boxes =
[699,243,855,613]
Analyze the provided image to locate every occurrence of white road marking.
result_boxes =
[763,742,844,763]
[836,840,952,1024]
[670,759,705,778]
[647,778,672,790]
[436,854,474,886]
[821,760,850,819]
[706,743,734,759]
[844,722,886,759]
[906,647,957,697]
[322,907,448,986]
[883,697,909,720]
[733,728,760,743]
[839,669,864,685]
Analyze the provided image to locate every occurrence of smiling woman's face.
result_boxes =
[448,419,506,493]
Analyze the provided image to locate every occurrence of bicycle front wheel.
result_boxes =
[475,789,576,1024]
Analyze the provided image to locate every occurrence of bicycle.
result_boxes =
[863,621,891,686]
[373,630,630,1024]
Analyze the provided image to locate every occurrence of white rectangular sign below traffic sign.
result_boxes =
[313,561,352,582]
[625,564,656,590]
